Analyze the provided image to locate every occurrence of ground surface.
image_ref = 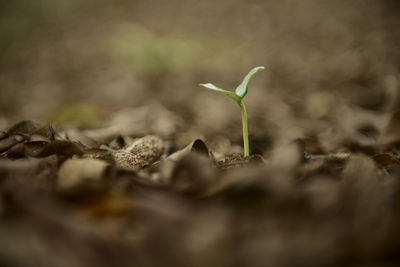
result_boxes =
[2,114,400,267]
[1,1,400,266]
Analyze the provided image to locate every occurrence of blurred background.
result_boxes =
[1,0,399,149]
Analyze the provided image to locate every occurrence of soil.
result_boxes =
[2,1,400,266]
[1,117,400,267]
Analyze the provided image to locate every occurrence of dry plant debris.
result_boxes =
[1,114,400,267]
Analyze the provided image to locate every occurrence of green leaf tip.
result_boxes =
[199,83,241,103]
[235,66,265,98]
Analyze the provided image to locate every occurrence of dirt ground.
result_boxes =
[2,109,400,266]
[1,0,400,266]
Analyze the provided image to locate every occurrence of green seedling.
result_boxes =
[200,66,264,157]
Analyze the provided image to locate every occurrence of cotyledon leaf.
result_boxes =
[235,66,264,98]
[199,83,241,103]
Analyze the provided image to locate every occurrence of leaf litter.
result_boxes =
[2,105,400,267]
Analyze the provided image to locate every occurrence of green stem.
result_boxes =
[239,101,249,157]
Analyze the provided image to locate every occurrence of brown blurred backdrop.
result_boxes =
[1,0,399,144]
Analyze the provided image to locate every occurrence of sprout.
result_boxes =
[200,66,265,157]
